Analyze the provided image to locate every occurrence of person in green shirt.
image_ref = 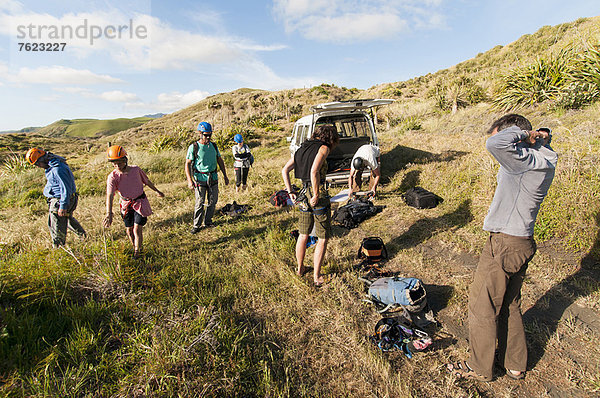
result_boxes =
[185,122,229,233]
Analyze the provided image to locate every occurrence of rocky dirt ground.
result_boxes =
[407,236,600,397]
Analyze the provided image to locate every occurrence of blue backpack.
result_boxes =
[367,277,427,313]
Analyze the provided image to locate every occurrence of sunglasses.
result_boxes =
[202,133,212,138]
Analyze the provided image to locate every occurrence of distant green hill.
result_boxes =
[37,117,153,138]
[0,126,41,135]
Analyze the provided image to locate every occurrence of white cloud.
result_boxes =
[52,86,138,102]
[40,94,60,102]
[8,66,123,84]
[302,13,407,42]
[53,86,92,94]
[274,0,336,18]
[0,60,8,79]
[98,90,138,102]
[224,56,321,90]
[0,7,286,72]
[0,5,319,96]
[125,89,210,112]
[0,0,22,13]
[273,0,446,42]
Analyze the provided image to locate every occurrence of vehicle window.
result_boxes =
[293,125,305,146]
[316,115,371,139]
[353,120,370,137]
[292,125,299,146]
[300,125,308,143]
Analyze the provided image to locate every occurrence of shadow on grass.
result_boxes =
[380,145,468,185]
[399,169,422,192]
[387,199,473,254]
[523,212,600,369]
[425,283,455,313]
[153,210,195,229]
[153,204,291,231]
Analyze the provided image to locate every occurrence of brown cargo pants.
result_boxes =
[468,232,536,379]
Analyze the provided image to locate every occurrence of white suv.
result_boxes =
[287,99,393,186]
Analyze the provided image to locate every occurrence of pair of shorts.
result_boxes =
[122,210,147,227]
[297,196,331,239]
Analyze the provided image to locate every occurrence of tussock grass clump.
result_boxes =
[0,152,33,176]
[495,52,570,110]
[495,45,600,111]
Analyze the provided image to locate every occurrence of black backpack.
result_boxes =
[402,187,443,209]
[333,197,385,228]
[269,190,290,207]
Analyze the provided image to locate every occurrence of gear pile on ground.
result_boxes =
[370,316,433,358]
[333,196,385,228]
[219,201,249,217]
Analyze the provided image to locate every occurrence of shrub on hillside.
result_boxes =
[246,115,281,132]
[382,84,404,98]
[149,126,195,153]
[554,82,600,109]
[289,104,303,115]
[212,124,255,150]
[554,45,600,109]
[248,116,273,129]
[495,46,600,110]
[494,51,570,110]
[1,152,33,175]
[389,115,422,132]
[428,76,487,113]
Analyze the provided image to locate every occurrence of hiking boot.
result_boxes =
[190,226,202,234]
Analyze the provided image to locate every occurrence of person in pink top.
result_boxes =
[102,145,164,258]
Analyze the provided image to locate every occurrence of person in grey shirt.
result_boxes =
[448,114,557,381]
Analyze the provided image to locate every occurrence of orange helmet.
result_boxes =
[107,145,127,161]
[26,147,46,165]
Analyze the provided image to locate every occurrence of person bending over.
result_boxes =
[348,143,381,199]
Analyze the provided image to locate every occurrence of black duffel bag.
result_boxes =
[402,187,443,209]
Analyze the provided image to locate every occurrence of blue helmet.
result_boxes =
[197,122,212,132]
[234,133,243,143]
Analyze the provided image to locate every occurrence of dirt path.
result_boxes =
[412,237,600,397]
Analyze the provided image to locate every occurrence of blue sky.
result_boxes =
[0,0,598,131]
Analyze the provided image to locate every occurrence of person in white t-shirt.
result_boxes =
[348,144,381,199]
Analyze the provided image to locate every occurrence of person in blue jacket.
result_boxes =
[26,148,87,247]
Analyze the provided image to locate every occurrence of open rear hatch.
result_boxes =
[311,99,394,113]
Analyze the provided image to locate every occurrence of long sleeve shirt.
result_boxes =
[232,144,252,168]
[483,126,558,237]
[43,157,77,210]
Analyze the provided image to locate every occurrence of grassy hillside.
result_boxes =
[0,16,599,397]
[36,117,153,138]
